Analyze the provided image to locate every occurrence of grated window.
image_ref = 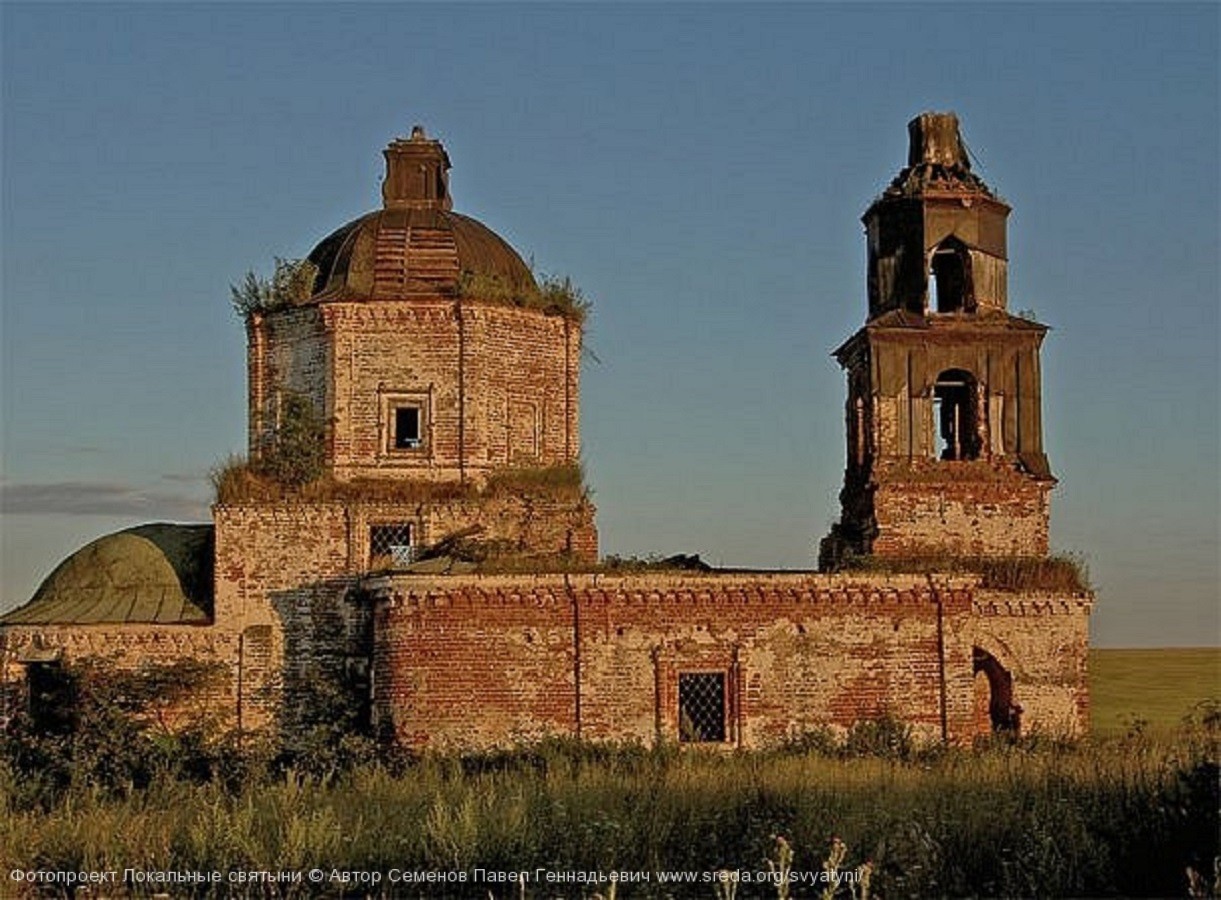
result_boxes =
[678,672,727,743]
[370,523,415,568]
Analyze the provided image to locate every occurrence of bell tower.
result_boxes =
[820,112,1056,567]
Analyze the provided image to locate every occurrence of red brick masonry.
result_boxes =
[370,572,1091,751]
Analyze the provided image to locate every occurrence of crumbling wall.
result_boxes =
[864,333,1048,462]
[965,591,1092,736]
[0,625,240,730]
[211,494,596,732]
[213,504,358,732]
[247,307,328,461]
[373,573,992,751]
[826,328,1054,562]
[425,493,598,560]
[868,461,1052,558]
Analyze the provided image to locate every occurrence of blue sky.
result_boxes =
[1,3,1217,647]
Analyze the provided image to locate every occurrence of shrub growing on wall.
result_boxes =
[229,257,318,319]
[1,659,228,805]
[259,393,325,487]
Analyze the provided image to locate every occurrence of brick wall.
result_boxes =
[215,495,597,616]
[825,326,1055,563]
[0,625,242,730]
[460,303,581,469]
[0,569,1088,748]
[211,494,596,732]
[213,504,359,731]
[869,460,1052,558]
[247,308,328,460]
[371,572,1088,752]
[966,590,1092,736]
[251,299,581,482]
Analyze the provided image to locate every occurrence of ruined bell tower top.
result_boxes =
[880,111,997,200]
[908,112,971,169]
[858,111,1014,319]
[381,125,453,211]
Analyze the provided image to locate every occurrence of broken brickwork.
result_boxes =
[822,112,1057,566]
[247,300,582,485]
[1,116,1092,750]
[369,572,1090,751]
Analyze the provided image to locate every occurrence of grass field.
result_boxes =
[2,734,1217,898]
[1091,647,1220,734]
[0,651,1215,898]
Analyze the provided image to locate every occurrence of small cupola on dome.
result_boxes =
[306,126,536,300]
[382,125,452,211]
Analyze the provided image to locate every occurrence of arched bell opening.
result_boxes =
[973,646,1020,735]
[930,237,975,313]
[933,368,982,461]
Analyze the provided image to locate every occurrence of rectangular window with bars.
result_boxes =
[369,523,415,569]
[678,672,727,743]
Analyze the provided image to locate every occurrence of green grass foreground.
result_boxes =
[1,648,1216,898]
[1,733,1217,898]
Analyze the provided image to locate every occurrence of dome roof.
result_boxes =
[306,126,536,301]
[308,208,536,301]
[0,524,213,626]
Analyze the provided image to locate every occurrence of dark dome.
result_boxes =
[0,524,213,626]
[305,127,536,301]
[307,208,536,301]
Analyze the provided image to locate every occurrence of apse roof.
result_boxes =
[0,524,214,626]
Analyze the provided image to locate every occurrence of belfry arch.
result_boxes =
[930,236,974,313]
[933,368,982,461]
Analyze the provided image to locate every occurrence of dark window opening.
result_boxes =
[933,368,981,461]
[930,239,973,313]
[394,407,421,449]
[370,523,415,568]
[678,672,726,743]
[344,657,374,734]
[27,662,74,734]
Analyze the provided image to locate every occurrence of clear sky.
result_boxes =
[1,3,1217,647]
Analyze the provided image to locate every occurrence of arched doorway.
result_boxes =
[973,647,1020,736]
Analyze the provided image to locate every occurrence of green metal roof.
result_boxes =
[1,524,214,626]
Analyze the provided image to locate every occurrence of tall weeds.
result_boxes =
[1,726,1216,898]
[839,552,1092,593]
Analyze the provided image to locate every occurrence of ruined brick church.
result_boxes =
[1,114,1092,749]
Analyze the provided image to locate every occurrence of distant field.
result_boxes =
[1091,647,1219,733]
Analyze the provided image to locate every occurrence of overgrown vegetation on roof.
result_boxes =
[483,461,586,499]
[835,552,1092,593]
[228,260,590,323]
[394,550,713,576]
[229,257,318,319]
[455,270,590,323]
[885,459,1031,483]
[211,458,589,506]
